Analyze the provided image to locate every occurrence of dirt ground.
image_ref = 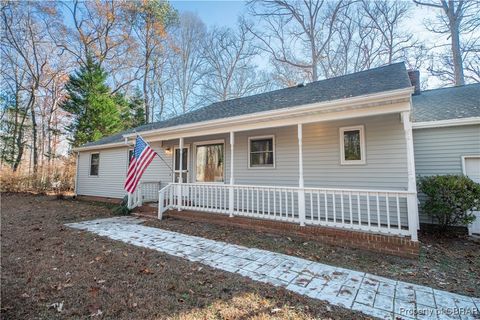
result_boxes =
[145,216,480,298]
[1,193,371,320]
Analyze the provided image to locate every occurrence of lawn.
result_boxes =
[1,193,370,319]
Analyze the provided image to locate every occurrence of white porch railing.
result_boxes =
[157,183,418,239]
[127,181,162,209]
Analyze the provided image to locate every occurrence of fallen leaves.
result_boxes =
[139,268,154,275]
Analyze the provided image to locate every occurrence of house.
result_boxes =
[73,62,480,256]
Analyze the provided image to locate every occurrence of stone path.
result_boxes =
[66,217,480,320]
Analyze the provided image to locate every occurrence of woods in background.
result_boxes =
[1,0,479,192]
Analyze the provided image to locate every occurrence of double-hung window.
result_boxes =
[248,136,275,168]
[340,125,366,165]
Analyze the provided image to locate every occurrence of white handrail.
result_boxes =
[158,182,418,240]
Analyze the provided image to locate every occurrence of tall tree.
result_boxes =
[247,0,348,82]
[127,0,177,123]
[170,12,207,114]
[201,21,270,103]
[61,55,122,147]
[413,0,480,85]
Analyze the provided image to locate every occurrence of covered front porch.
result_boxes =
[127,90,419,242]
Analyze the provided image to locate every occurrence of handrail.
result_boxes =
[168,182,415,195]
[158,182,418,240]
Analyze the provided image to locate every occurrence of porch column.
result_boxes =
[402,111,418,241]
[178,137,184,211]
[298,124,306,226]
[229,132,235,217]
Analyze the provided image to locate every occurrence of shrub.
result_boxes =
[113,195,131,215]
[0,157,75,194]
[418,175,480,229]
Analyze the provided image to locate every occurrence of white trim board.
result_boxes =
[339,125,366,165]
[412,117,480,129]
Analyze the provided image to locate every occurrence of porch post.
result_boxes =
[298,124,306,226]
[229,132,235,217]
[402,111,418,241]
[178,137,184,211]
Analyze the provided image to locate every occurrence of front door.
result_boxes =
[174,147,189,183]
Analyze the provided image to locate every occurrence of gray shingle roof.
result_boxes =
[82,62,413,148]
[412,83,480,122]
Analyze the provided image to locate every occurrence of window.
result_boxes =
[248,136,275,168]
[128,149,134,165]
[196,143,224,182]
[340,125,365,165]
[90,153,99,176]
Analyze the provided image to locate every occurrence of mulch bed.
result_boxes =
[1,193,371,320]
[145,215,480,298]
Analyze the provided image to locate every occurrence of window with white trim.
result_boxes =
[248,136,275,168]
[128,149,134,165]
[90,153,100,176]
[340,125,365,165]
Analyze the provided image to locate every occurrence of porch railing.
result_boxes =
[158,183,418,240]
[127,181,162,209]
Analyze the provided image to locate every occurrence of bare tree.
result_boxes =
[362,0,418,64]
[413,0,480,85]
[169,12,207,114]
[126,0,177,123]
[55,0,140,92]
[201,21,270,103]
[247,0,348,82]
[2,2,53,172]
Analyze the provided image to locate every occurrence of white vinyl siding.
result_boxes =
[77,147,128,199]
[76,114,409,198]
[413,124,480,223]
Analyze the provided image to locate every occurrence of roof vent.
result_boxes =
[296,82,306,88]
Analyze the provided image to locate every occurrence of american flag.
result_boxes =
[124,136,157,193]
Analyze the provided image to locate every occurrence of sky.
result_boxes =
[171,1,247,27]
[170,0,450,89]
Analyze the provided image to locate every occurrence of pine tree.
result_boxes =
[61,55,123,147]
[116,89,146,129]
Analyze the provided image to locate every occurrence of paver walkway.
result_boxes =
[67,217,479,320]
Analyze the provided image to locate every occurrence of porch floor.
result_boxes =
[66,217,480,320]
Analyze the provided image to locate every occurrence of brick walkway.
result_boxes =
[66,217,479,320]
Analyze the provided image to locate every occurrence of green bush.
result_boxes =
[113,195,131,215]
[418,175,480,229]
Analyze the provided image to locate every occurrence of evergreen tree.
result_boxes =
[116,89,146,129]
[61,55,122,147]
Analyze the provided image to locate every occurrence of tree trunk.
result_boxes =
[28,89,38,173]
[450,19,465,86]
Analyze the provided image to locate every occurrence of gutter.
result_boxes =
[74,151,79,197]
[123,87,414,139]
[74,86,414,152]
[412,117,480,129]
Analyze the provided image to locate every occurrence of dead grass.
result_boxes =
[1,193,369,320]
[145,216,480,297]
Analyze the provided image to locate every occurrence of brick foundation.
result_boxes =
[160,210,420,259]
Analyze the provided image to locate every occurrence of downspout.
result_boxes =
[74,151,79,197]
